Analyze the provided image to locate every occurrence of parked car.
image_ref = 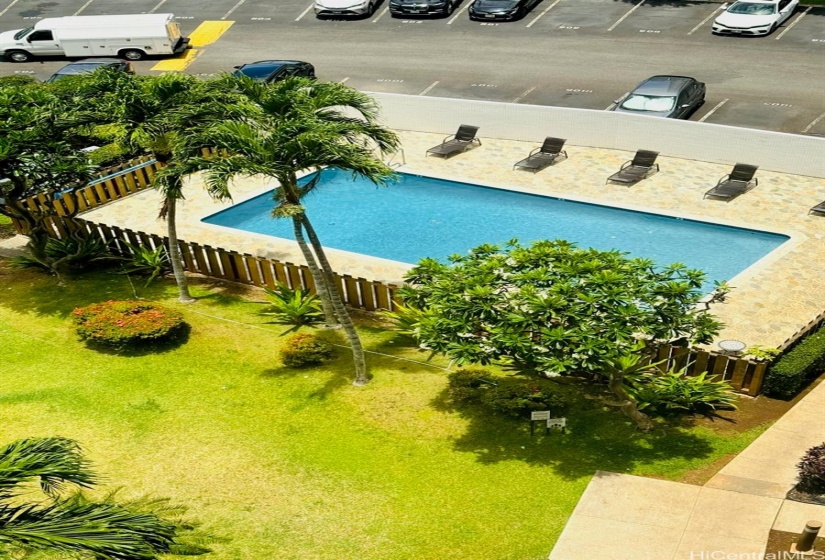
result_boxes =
[468,0,540,20]
[45,58,135,83]
[712,0,798,36]
[389,0,456,17]
[232,60,316,83]
[314,0,377,17]
[611,75,706,120]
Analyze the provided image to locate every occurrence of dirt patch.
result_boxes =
[766,529,825,555]
[0,221,16,241]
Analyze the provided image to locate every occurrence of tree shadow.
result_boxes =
[433,377,718,480]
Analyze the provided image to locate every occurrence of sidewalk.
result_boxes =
[548,380,825,559]
[0,235,28,258]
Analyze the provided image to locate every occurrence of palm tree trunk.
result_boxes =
[164,195,194,303]
[300,214,369,386]
[291,216,339,328]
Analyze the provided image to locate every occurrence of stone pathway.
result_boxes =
[0,235,29,258]
[548,380,825,559]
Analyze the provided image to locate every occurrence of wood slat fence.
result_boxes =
[6,153,816,396]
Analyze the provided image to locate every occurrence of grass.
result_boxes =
[0,262,772,560]
[0,214,14,240]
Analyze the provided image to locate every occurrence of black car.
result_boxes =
[468,0,540,21]
[232,61,316,84]
[612,75,706,119]
[389,0,456,17]
[45,58,135,83]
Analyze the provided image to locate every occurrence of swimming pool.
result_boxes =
[203,168,788,288]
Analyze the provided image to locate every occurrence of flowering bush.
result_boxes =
[71,300,186,350]
[280,333,335,368]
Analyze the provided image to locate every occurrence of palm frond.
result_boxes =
[0,438,95,499]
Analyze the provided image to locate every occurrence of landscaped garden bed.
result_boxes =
[0,261,798,559]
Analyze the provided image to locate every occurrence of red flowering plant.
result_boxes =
[71,300,187,350]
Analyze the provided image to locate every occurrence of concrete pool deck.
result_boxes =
[80,130,825,349]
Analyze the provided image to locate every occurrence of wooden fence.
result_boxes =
[74,219,400,312]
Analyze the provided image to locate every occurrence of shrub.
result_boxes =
[86,143,131,167]
[0,75,38,87]
[280,333,335,368]
[263,282,323,326]
[447,369,567,419]
[764,329,825,399]
[797,443,825,494]
[72,300,186,350]
[624,369,738,414]
[11,235,111,272]
[119,242,170,287]
[380,303,430,337]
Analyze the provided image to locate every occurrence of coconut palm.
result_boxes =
[0,437,210,559]
[78,72,252,303]
[197,76,400,386]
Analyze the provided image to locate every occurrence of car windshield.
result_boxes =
[727,2,776,14]
[235,65,283,80]
[620,94,676,113]
[60,64,108,74]
[13,27,33,40]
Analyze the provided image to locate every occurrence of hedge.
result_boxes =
[764,329,825,399]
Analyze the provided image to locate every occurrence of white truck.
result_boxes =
[0,13,190,63]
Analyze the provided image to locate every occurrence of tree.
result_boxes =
[398,239,726,429]
[78,72,251,303]
[0,81,96,277]
[196,77,400,386]
[0,437,211,559]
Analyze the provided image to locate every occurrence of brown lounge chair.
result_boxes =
[809,201,825,216]
[704,164,758,202]
[426,125,481,158]
[513,137,568,172]
[606,150,659,185]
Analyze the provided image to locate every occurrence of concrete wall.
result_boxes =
[367,92,825,178]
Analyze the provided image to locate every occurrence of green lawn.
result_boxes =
[0,263,769,559]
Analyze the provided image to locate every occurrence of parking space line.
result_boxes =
[339,77,350,83]
[419,81,439,95]
[372,6,388,22]
[296,2,314,21]
[687,4,725,35]
[73,0,95,16]
[802,111,825,134]
[698,99,729,122]
[149,0,168,13]
[775,5,810,40]
[222,0,246,19]
[447,3,471,24]
[607,0,645,32]
[525,0,564,28]
[0,0,20,18]
[513,86,535,103]
[605,93,628,111]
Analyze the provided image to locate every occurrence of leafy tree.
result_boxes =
[398,239,726,429]
[0,82,96,277]
[194,76,400,386]
[76,72,252,303]
[0,437,212,559]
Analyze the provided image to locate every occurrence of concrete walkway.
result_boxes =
[549,380,825,559]
[0,235,29,258]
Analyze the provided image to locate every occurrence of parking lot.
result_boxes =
[0,0,823,134]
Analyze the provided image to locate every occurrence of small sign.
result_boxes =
[531,411,551,421]
[547,418,567,432]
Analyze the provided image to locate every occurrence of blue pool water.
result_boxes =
[204,169,788,287]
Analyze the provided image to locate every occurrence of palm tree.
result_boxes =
[78,72,252,303]
[0,437,210,559]
[198,77,400,385]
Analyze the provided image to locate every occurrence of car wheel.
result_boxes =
[445,0,454,15]
[6,50,31,63]
[119,49,146,61]
[368,1,374,13]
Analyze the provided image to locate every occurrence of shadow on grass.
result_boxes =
[433,377,718,480]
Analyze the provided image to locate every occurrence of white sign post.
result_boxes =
[547,418,567,434]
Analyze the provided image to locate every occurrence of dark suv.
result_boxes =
[45,58,135,83]
[232,61,316,84]
[389,0,456,17]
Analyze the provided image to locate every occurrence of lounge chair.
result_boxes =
[426,125,481,158]
[809,201,825,216]
[606,150,659,185]
[513,137,568,172]
[704,164,758,202]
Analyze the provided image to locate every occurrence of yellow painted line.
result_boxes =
[151,48,199,72]
[188,20,234,46]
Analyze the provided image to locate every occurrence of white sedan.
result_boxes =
[314,0,377,17]
[712,0,798,36]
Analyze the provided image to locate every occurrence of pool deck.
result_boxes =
[80,130,825,350]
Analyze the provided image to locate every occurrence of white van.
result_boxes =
[0,14,189,63]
